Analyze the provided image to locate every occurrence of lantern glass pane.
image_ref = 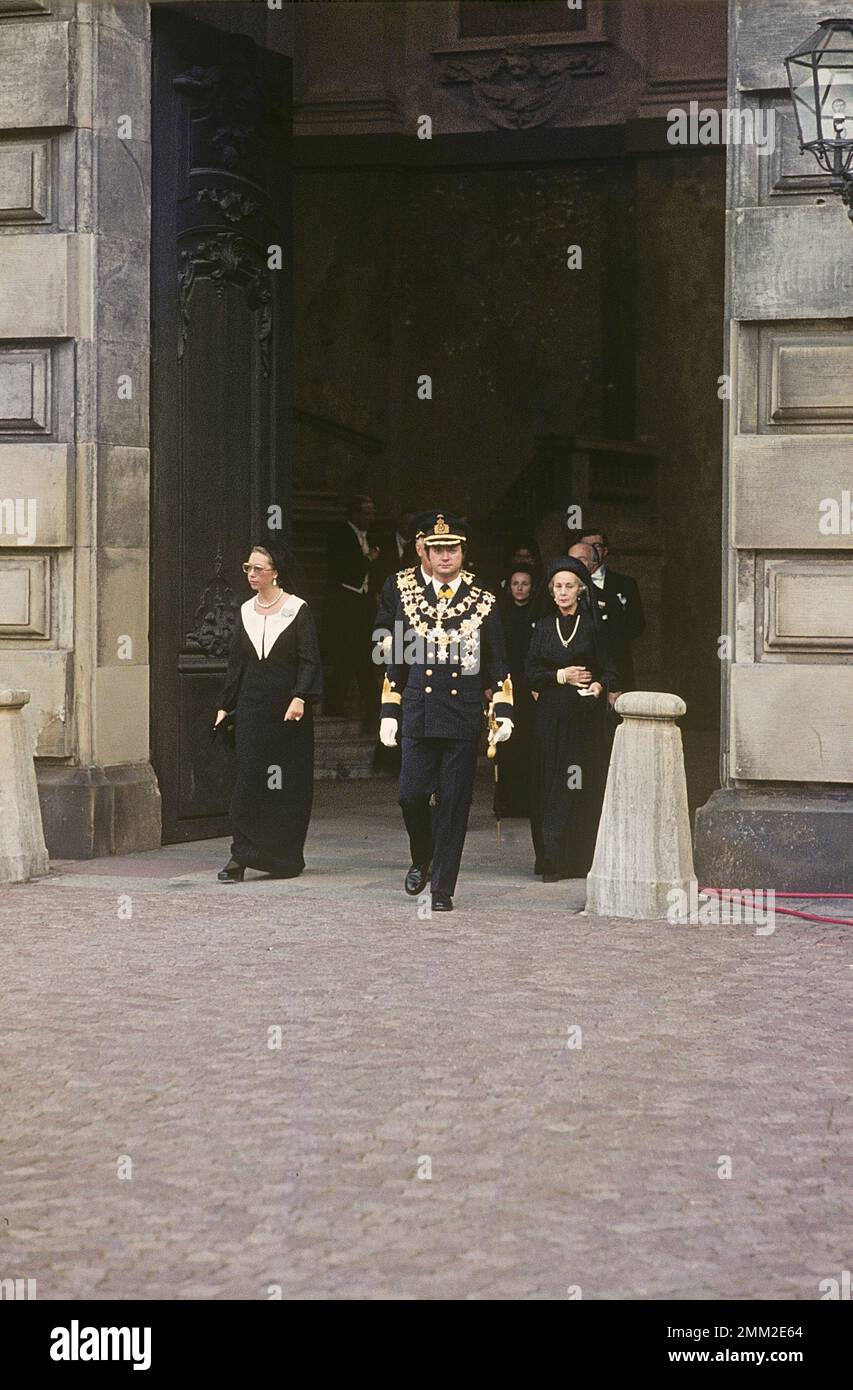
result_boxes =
[815,27,853,63]
[786,21,853,166]
[818,69,853,142]
[790,68,819,143]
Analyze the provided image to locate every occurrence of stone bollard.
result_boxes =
[0,690,50,884]
[586,691,696,920]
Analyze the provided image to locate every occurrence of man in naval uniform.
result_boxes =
[379,511,513,912]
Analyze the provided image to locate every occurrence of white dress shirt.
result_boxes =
[342,521,370,594]
[431,572,463,599]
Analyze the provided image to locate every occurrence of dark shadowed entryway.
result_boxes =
[150,8,292,842]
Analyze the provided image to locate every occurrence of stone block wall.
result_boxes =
[0,1,159,857]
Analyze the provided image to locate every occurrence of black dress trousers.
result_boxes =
[399,733,479,896]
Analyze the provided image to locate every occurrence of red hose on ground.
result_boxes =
[775,893,853,899]
[699,887,853,927]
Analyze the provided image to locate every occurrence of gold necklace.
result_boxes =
[555,611,581,648]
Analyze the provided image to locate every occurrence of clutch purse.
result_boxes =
[211,710,237,750]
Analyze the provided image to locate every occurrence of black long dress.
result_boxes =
[494,597,537,818]
[217,596,323,876]
[525,605,619,878]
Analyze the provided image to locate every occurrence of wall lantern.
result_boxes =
[786,17,853,220]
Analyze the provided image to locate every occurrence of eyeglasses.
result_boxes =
[242,563,272,574]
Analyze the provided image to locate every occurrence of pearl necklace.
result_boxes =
[256,589,281,609]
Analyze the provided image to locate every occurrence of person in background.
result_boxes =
[494,562,537,820]
[567,540,597,573]
[579,526,645,691]
[493,537,542,602]
[323,492,381,723]
[375,508,418,591]
[525,556,620,882]
[373,518,432,648]
[564,539,626,705]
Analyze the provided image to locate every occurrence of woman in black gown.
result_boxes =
[494,563,537,819]
[525,556,620,882]
[214,542,323,881]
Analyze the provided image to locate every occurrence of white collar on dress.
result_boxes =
[241,594,305,660]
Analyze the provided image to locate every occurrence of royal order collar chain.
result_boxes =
[396,567,495,643]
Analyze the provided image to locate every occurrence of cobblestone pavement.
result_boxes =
[1,776,851,1301]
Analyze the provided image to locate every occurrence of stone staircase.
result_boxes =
[482,434,660,567]
[313,715,384,781]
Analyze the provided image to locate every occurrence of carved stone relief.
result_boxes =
[435,42,604,128]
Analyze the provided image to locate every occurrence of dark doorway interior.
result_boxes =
[150,8,291,843]
[290,147,726,814]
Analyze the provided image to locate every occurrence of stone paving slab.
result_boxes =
[0,777,850,1300]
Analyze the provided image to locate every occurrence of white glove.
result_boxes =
[488,717,513,746]
[380,717,398,748]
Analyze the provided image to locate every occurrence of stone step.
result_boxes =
[312,713,382,781]
[314,715,371,739]
[314,736,379,781]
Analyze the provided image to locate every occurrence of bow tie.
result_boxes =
[436,583,453,600]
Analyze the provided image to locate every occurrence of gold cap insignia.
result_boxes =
[434,514,449,536]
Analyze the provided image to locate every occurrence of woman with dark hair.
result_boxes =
[525,555,620,882]
[213,540,322,881]
[494,563,537,819]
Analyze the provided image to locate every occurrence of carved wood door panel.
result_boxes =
[151,9,291,843]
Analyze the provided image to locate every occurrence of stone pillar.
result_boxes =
[586,692,696,920]
[0,2,160,857]
[694,0,853,893]
[0,690,49,883]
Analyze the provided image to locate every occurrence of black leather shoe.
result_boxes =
[431,893,454,912]
[404,863,430,896]
[542,873,562,883]
[217,859,245,882]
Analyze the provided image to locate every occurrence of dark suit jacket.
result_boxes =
[595,568,645,688]
[325,520,379,595]
[372,533,420,599]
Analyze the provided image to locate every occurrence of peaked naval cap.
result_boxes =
[413,510,468,546]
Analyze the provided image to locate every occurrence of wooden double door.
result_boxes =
[150,9,291,841]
